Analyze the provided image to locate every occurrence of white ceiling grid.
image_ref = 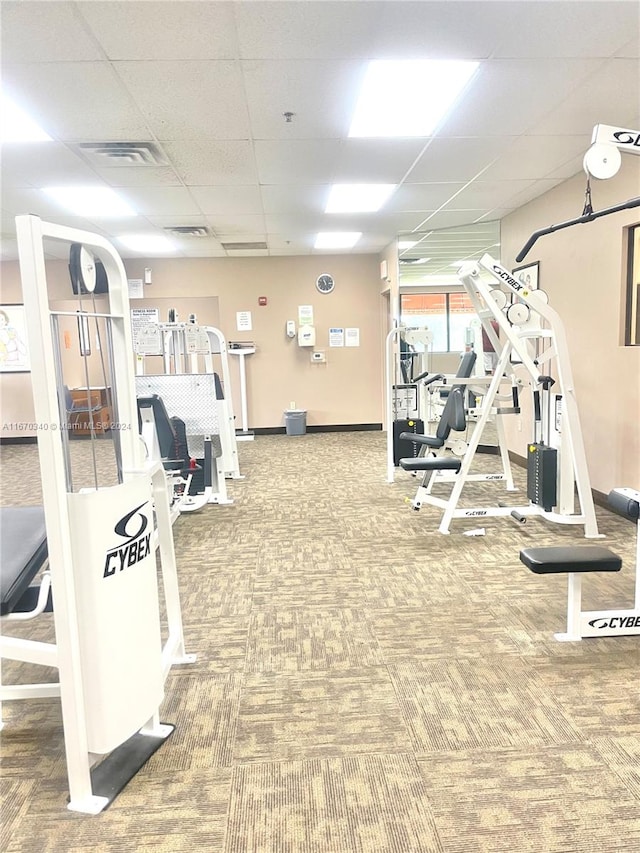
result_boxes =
[0,0,638,264]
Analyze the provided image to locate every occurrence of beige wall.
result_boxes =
[500,157,640,492]
[1,253,384,437]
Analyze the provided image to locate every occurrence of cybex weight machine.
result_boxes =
[1,215,195,813]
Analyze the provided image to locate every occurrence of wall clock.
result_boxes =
[316,273,335,294]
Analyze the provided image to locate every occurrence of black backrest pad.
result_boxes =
[456,351,477,380]
[137,395,177,459]
[435,387,466,441]
[169,416,190,463]
[1,507,48,615]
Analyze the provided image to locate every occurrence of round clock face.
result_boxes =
[316,273,335,294]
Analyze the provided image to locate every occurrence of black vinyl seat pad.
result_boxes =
[520,545,622,575]
[1,507,48,616]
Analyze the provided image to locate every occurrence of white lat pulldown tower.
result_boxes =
[406,255,600,537]
[1,215,195,814]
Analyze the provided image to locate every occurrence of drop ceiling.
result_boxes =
[1,0,638,261]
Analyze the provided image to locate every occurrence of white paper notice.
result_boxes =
[298,305,314,326]
[236,311,252,331]
[345,327,360,347]
[131,307,160,350]
[329,328,344,347]
[128,279,144,299]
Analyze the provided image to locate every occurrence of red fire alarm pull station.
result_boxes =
[258,296,267,306]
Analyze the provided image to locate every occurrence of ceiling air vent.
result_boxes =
[399,257,425,265]
[163,226,212,238]
[221,241,268,251]
[75,142,167,166]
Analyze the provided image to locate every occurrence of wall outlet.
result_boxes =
[311,350,326,363]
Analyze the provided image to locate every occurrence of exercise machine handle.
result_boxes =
[414,371,445,385]
[516,196,640,262]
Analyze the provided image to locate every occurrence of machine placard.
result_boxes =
[67,477,164,754]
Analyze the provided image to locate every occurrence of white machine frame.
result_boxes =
[405,254,600,537]
[136,319,242,481]
[1,215,195,814]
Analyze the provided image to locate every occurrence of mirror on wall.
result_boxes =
[398,220,501,288]
[396,220,501,362]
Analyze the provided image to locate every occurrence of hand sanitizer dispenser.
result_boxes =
[298,326,316,347]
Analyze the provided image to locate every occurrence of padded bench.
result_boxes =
[520,546,622,575]
[1,506,49,617]
[520,544,625,642]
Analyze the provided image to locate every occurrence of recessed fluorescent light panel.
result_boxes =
[325,184,396,213]
[349,60,479,137]
[398,240,417,250]
[1,93,52,142]
[314,232,362,249]
[43,186,135,217]
[119,235,176,253]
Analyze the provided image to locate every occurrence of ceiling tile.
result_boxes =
[332,140,428,183]
[493,1,638,58]
[616,36,639,59]
[0,142,99,189]
[163,141,258,185]
[190,186,264,216]
[255,140,343,183]
[205,216,266,235]
[408,137,513,183]
[480,136,588,181]
[439,59,599,137]
[529,58,640,136]
[0,2,103,62]
[92,166,183,188]
[366,1,511,60]
[243,59,363,139]
[412,210,497,231]
[79,1,238,60]
[118,187,203,216]
[261,185,330,215]
[2,62,153,141]
[235,2,383,60]
[388,183,468,212]
[441,180,539,210]
[115,61,252,141]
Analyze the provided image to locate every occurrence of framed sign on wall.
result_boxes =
[0,304,30,372]
[512,261,540,291]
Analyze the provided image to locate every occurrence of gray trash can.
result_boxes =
[284,409,307,436]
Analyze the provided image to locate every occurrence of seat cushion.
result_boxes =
[520,546,622,575]
[1,507,48,615]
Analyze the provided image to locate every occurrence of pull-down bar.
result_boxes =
[516,196,640,262]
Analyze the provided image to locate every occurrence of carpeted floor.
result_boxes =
[1,431,639,852]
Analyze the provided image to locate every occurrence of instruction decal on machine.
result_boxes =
[103,502,152,578]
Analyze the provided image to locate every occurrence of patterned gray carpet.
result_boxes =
[1,431,639,852]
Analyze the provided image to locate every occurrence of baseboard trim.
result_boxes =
[253,423,383,436]
[0,436,38,445]
[508,450,527,468]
